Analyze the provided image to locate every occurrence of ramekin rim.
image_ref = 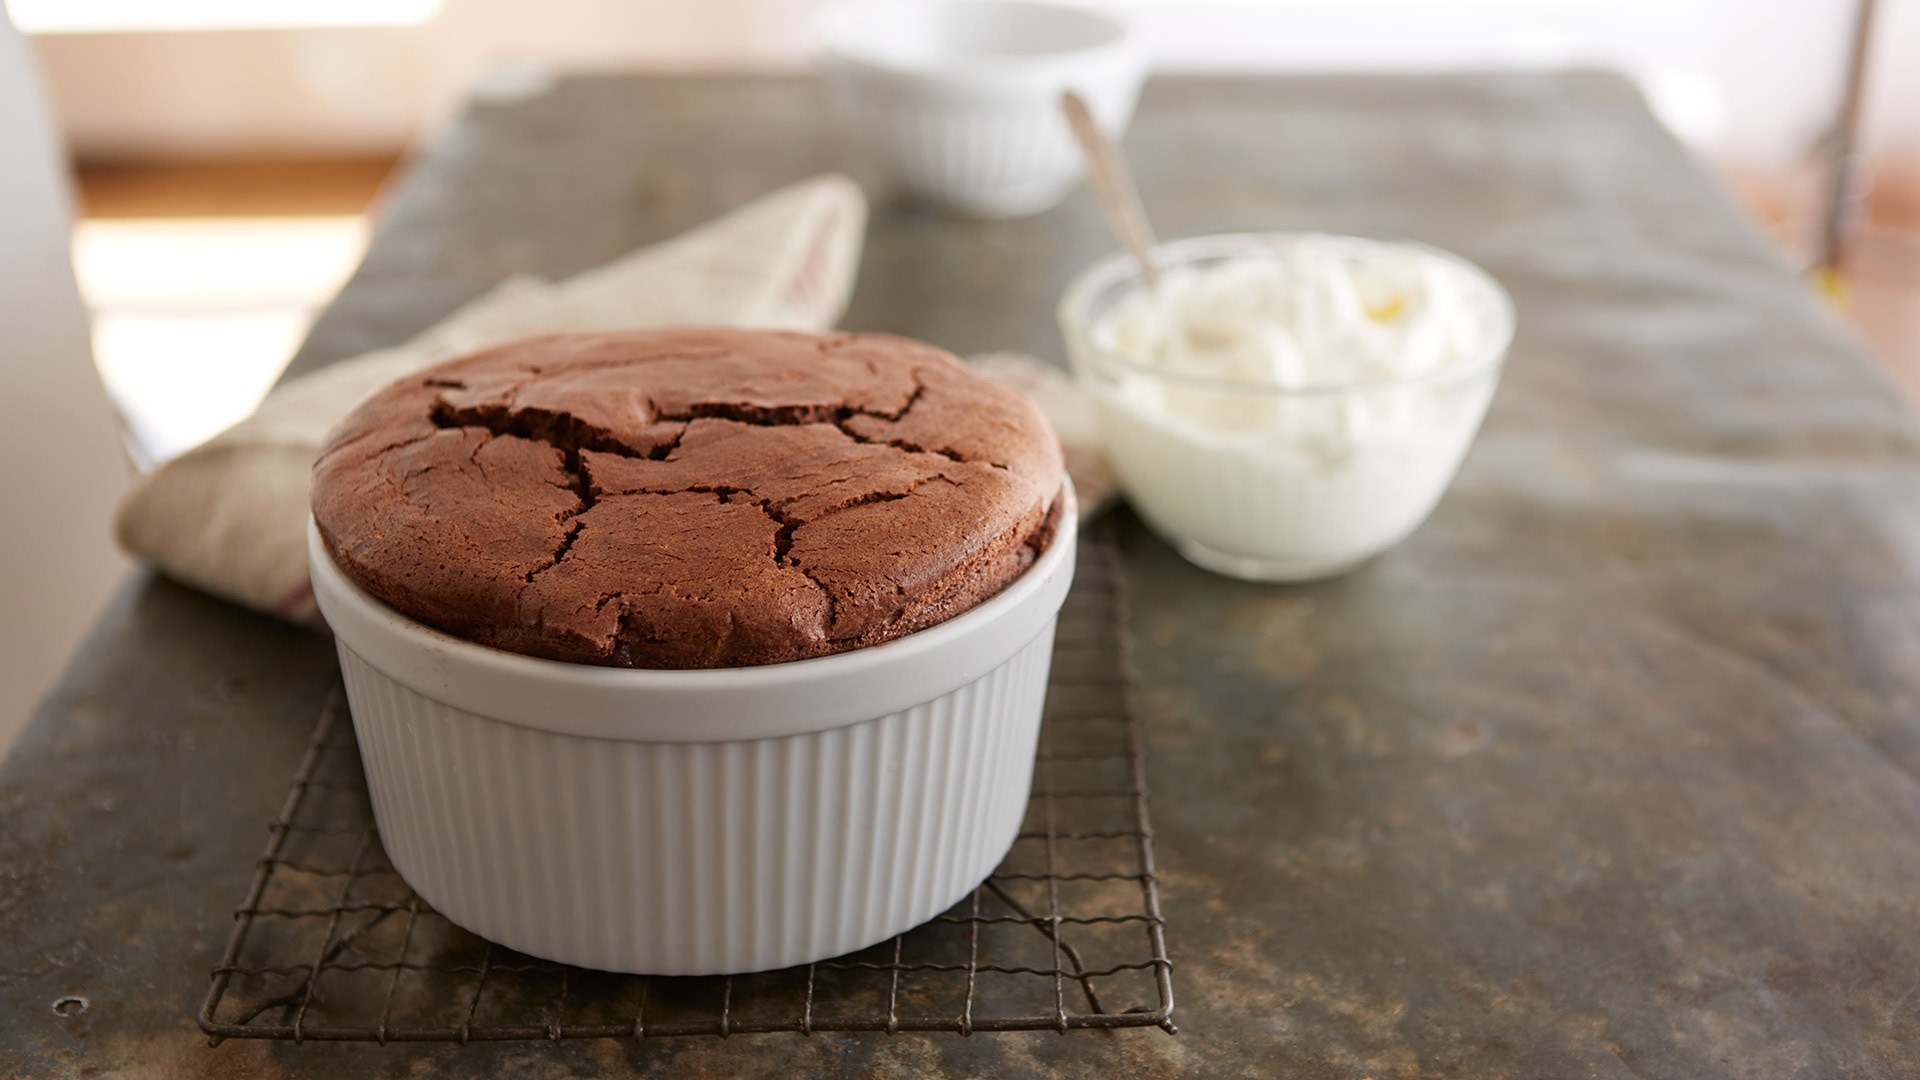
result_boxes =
[309,480,1078,741]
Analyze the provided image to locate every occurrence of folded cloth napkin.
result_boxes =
[115,175,869,622]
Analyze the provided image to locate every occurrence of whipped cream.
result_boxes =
[1064,234,1511,580]
[1095,234,1494,408]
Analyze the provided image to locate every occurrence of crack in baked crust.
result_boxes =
[424,381,965,606]
[590,474,963,635]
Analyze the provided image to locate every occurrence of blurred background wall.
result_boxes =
[0,11,129,756]
[15,0,1920,171]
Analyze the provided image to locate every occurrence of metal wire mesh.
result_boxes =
[199,528,1174,1044]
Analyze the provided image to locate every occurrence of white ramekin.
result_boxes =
[1059,233,1514,582]
[309,489,1076,976]
[818,0,1145,219]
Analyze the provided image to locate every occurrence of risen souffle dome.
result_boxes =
[310,328,1065,668]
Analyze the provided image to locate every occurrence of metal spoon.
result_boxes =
[1060,89,1160,289]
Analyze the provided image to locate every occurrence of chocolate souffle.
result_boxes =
[311,328,1065,668]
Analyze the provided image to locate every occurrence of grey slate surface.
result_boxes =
[6,72,1920,1078]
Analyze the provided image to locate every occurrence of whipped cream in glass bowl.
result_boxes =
[1058,232,1515,581]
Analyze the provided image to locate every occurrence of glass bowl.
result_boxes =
[1057,232,1515,581]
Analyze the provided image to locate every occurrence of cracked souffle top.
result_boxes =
[311,328,1066,669]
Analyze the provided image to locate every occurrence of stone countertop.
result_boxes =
[6,72,1920,1078]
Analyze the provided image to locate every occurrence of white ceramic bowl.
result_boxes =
[819,0,1145,219]
[308,487,1076,975]
[1060,233,1514,581]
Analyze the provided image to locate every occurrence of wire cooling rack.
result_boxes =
[199,528,1174,1044]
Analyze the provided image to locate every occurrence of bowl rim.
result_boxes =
[1057,231,1518,397]
[816,0,1137,78]
[309,481,1078,744]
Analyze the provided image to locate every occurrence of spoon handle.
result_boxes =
[1061,89,1160,289]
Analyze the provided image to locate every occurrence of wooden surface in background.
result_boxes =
[72,154,397,218]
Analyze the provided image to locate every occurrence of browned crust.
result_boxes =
[311,328,1064,669]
